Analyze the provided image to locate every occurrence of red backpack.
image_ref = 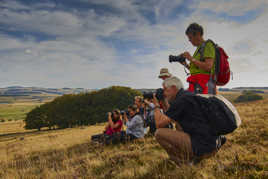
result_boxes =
[200,39,231,86]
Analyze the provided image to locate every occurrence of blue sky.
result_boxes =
[0,0,268,89]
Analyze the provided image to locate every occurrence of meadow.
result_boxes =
[0,103,38,123]
[0,92,267,178]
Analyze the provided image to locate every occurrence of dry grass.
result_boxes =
[0,97,267,178]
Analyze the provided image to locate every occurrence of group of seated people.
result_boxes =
[90,105,141,144]
[91,68,176,145]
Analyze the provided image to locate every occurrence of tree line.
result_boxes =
[234,90,263,103]
[24,86,141,130]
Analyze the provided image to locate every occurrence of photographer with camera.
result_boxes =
[152,76,230,165]
[134,96,145,118]
[169,23,216,94]
[121,104,144,141]
[91,109,123,144]
[143,98,156,134]
[143,89,173,135]
[158,68,172,112]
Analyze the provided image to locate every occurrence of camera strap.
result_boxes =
[184,67,190,76]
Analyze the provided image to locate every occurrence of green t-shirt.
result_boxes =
[190,41,215,75]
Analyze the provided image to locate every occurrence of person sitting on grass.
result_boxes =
[120,104,144,141]
[91,109,123,144]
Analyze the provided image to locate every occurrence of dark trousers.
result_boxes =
[119,131,138,142]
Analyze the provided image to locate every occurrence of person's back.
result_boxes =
[167,89,218,156]
[153,76,235,166]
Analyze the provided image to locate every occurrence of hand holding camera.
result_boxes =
[182,51,193,62]
[169,52,192,69]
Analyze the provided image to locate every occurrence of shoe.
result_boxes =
[216,135,226,150]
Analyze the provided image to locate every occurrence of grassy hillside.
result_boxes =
[0,98,267,178]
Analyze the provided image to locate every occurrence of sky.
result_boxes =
[0,0,268,89]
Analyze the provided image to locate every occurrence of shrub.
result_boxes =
[234,91,263,103]
[24,86,141,130]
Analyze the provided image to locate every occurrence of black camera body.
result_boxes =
[169,55,186,63]
[107,112,119,123]
[143,88,164,101]
[120,110,129,116]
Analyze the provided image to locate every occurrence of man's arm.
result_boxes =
[183,52,213,72]
[154,107,172,128]
[153,93,186,129]
[190,58,213,72]
[160,98,170,113]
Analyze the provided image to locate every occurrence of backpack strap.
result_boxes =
[198,39,218,87]
[198,41,207,62]
[199,39,216,62]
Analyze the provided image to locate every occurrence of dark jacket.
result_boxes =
[165,89,218,156]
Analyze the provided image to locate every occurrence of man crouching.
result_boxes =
[153,76,220,165]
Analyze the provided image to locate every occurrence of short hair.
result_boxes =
[135,96,143,102]
[185,23,203,36]
[128,104,138,112]
[162,76,184,90]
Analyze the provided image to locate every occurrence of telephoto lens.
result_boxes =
[143,88,164,101]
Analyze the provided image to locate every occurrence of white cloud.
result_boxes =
[193,0,268,16]
[1,0,268,89]
[1,0,30,10]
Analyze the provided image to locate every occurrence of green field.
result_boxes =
[0,94,58,122]
[0,103,39,122]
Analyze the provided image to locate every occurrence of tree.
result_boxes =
[234,91,263,103]
[24,86,142,130]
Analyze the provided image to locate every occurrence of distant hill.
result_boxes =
[0,87,156,97]
[0,86,95,96]
[0,87,96,103]
[232,87,268,90]
[219,87,268,93]
[1,86,267,104]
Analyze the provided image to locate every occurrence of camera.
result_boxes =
[169,55,186,63]
[143,88,164,101]
[107,112,119,123]
[120,110,129,116]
